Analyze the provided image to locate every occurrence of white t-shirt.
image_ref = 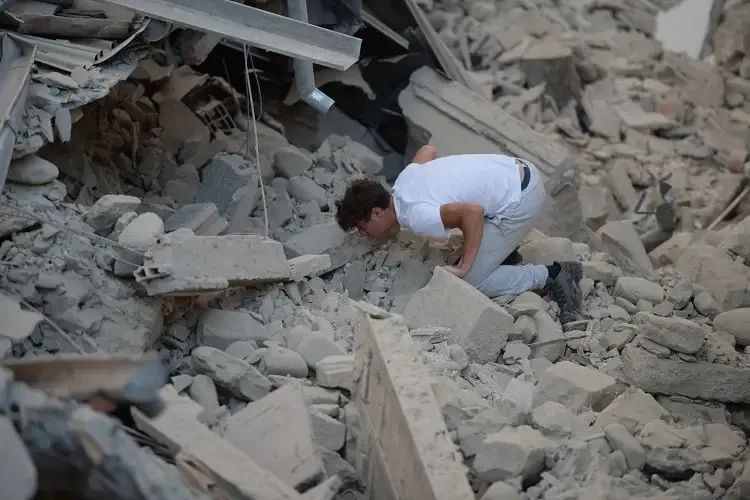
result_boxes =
[392,154,523,238]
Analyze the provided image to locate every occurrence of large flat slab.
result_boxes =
[352,308,474,500]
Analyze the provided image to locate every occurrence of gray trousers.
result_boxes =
[464,161,549,298]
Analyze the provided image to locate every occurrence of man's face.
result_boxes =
[357,207,393,239]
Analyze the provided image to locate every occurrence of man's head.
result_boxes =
[335,178,398,238]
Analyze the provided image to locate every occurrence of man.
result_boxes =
[334,145,583,320]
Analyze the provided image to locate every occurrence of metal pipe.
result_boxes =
[286,0,335,115]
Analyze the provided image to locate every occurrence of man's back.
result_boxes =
[392,154,522,237]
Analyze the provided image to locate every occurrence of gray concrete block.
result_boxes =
[195,154,255,213]
[403,267,514,363]
[283,221,376,272]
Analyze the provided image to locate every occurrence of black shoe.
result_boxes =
[544,261,583,323]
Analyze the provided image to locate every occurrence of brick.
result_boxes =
[283,221,376,272]
[353,311,474,500]
[532,361,617,413]
[132,388,303,500]
[195,154,256,213]
[137,231,291,296]
[403,267,514,363]
[622,345,750,403]
[219,384,325,489]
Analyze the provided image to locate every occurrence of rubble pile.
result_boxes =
[421,0,750,245]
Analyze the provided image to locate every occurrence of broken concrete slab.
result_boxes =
[84,194,141,232]
[195,154,257,214]
[634,312,706,354]
[398,66,585,242]
[473,425,556,483]
[532,360,617,413]
[675,244,750,310]
[595,388,669,433]
[283,221,376,272]
[192,346,272,401]
[521,38,581,108]
[622,345,750,403]
[403,267,514,363]
[132,389,304,500]
[135,231,292,296]
[163,203,225,236]
[220,384,325,490]
[596,221,656,280]
[352,311,474,500]
[197,309,270,350]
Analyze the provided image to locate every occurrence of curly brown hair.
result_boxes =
[334,178,390,232]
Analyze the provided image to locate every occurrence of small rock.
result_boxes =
[293,332,346,369]
[315,355,354,391]
[7,155,59,185]
[84,194,141,231]
[310,410,346,451]
[259,346,309,378]
[188,374,219,411]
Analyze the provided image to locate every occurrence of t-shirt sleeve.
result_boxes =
[403,203,451,239]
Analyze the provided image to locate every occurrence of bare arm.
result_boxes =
[439,203,484,276]
[412,145,437,164]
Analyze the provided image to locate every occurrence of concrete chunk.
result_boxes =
[714,309,750,346]
[315,354,354,391]
[473,426,556,482]
[596,221,656,279]
[84,194,141,231]
[403,267,514,363]
[622,345,750,403]
[676,244,750,310]
[192,346,272,401]
[138,231,291,295]
[195,154,256,213]
[532,361,617,413]
[521,39,581,108]
[163,203,222,235]
[595,388,669,433]
[604,423,646,470]
[634,312,706,354]
[220,384,324,489]
[353,311,474,500]
[197,309,269,350]
[288,254,331,281]
[614,277,664,304]
[132,388,303,500]
[0,415,37,500]
[283,221,375,272]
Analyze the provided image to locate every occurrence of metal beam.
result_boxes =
[95,0,362,70]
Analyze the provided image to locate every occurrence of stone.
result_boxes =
[315,355,354,392]
[480,482,522,500]
[606,160,640,212]
[530,401,587,437]
[310,411,346,451]
[532,361,617,413]
[666,279,693,309]
[582,261,622,286]
[694,292,722,318]
[404,267,515,363]
[596,221,656,279]
[514,293,565,362]
[225,340,257,360]
[676,244,750,310]
[634,312,706,354]
[288,176,327,208]
[273,146,313,178]
[521,39,581,108]
[188,374,219,411]
[288,254,331,281]
[614,277,664,304]
[595,389,668,433]
[714,309,750,346]
[649,232,693,266]
[197,309,269,350]
[294,332,346,369]
[192,346,272,401]
[283,221,375,272]
[114,212,164,277]
[622,345,750,403]
[220,384,324,489]
[604,423,646,470]
[473,425,556,482]
[7,155,59,185]
[258,346,309,378]
[195,154,256,213]
[84,194,141,231]
[163,203,221,234]
[0,415,37,500]
[518,237,576,265]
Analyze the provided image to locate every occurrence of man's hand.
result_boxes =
[442,265,468,278]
